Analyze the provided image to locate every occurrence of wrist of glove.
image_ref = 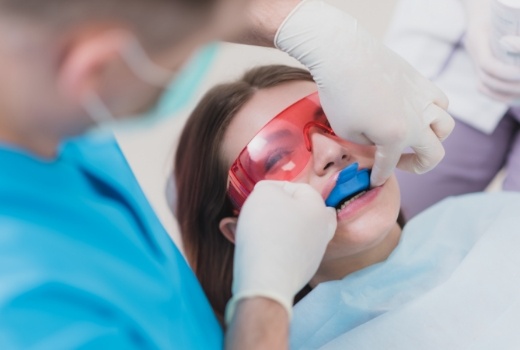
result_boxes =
[225,181,336,325]
[275,0,453,186]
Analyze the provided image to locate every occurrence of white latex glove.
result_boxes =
[275,0,454,186]
[225,180,337,324]
[463,0,520,104]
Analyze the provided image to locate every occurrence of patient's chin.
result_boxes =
[328,212,399,258]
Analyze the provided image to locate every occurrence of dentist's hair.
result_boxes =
[0,0,214,14]
[0,0,217,48]
[175,65,315,324]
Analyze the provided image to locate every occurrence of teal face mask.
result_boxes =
[83,39,218,131]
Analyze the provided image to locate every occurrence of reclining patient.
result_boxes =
[174,65,520,349]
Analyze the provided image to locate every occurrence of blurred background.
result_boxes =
[114,0,419,248]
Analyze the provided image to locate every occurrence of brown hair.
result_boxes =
[175,65,315,323]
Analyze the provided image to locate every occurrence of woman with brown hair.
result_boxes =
[175,64,406,323]
[174,64,520,349]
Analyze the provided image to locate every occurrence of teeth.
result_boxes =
[336,191,367,213]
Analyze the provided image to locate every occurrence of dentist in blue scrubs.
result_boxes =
[0,0,454,349]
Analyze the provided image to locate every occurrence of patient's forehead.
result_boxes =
[221,81,317,167]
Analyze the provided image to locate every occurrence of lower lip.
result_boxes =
[336,186,383,221]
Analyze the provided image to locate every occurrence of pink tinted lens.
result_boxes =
[228,91,328,210]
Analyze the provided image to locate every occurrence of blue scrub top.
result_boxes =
[0,134,223,349]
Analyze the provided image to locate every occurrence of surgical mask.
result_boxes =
[82,37,217,130]
[82,36,174,128]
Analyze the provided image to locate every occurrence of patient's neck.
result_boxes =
[309,223,402,288]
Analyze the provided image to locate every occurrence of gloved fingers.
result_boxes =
[255,180,323,202]
[329,123,373,146]
[370,144,402,187]
[478,54,520,82]
[477,81,520,104]
[428,83,449,110]
[287,182,325,203]
[241,181,287,212]
[254,181,334,233]
[478,69,520,95]
[325,207,338,234]
[254,180,290,194]
[281,182,337,234]
[423,103,455,142]
[499,35,520,54]
[397,129,445,174]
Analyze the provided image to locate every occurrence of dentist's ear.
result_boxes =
[219,217,238,244]
[57,29,132,104]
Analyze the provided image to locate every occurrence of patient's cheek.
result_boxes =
[386,176,401,208]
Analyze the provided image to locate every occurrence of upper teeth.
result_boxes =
[336,191,366,213]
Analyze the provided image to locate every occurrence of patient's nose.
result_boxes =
[310,132,350,176]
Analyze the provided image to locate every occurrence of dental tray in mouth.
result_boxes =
[325,163,371,208]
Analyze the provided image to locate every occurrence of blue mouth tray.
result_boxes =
[325,163,371,207]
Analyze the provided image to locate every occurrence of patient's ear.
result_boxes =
[219,217,238,244]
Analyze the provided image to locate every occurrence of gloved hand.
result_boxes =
[225,180,337,324]
[275,0,454,186]
[500,36,520,58]
[463,0,520,104]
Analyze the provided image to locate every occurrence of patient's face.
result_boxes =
[221,81,401,262]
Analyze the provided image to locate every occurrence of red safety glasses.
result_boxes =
[227,91,335,211]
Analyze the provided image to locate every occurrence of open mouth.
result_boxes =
[334,189,368,212]
[325,163,371,212]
